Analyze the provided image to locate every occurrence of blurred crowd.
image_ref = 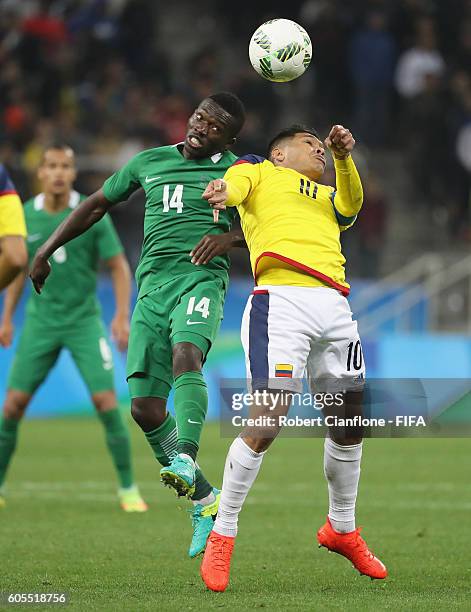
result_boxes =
[0,0,470,275]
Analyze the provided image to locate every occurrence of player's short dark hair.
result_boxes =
[207,92,246,137]
[267,125,321,158]
[40,142,75,164]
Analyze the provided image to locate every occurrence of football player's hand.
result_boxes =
[191,233,233,265]
[111,314,130,351]
[202,179,228,210]
[325,125,355,159]
[0,320,14,348]
[29,253,51,294]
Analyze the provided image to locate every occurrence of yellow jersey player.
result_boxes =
[200,124,387,591]
[0,165,27,291]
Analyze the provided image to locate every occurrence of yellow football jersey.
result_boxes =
[0,164,26,238]
[224,155,363,294]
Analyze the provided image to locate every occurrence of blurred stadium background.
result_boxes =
[1,0,470,416]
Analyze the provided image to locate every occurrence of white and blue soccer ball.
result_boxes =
[249,18,312,83]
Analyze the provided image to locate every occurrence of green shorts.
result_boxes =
[127,271,226,399]
[8,316,115,395]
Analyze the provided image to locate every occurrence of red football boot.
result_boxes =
[317,517,387,579]
[200,531,235,592]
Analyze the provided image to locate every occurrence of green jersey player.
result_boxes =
[0,144,147,512]
[30,93,246,557]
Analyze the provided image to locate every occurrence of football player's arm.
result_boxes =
[325,125,363,220]
[190,226,246,265]
[202,158,262,209]
[96,214,131,351]
[332,156,363,218]
[0,236,27,290]
[0,270,27,347]
[30,189,112,293]
[0,167,28,289]
[106,254,131,351]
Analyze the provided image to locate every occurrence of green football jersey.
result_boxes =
[24,190,123,326]
[102,144,238,298]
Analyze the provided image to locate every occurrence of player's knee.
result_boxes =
[3,391,30,420]
[131,397,166,429]
[172,342,203,378]
[3,402,24,420]
[130,398,145,424]
[92,391,116,412]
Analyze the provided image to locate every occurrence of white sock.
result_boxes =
[213,437,264,537]
[323,437,362,533]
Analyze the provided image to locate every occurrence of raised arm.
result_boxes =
[325,125,363,218]
[30,189,112,294]
[202,156,263,210]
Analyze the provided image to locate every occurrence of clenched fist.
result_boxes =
[325,125,355,159]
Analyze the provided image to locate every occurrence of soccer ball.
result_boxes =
[249,19,312,83]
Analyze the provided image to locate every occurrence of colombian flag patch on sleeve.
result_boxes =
[275,364,293,378]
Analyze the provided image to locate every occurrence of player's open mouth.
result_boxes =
[187,135,205,149]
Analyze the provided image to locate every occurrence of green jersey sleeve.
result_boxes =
[102,153,143,204]
[95,214,124,260]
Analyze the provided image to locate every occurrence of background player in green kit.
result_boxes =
[0,144,147,513]
[30,93,246,557]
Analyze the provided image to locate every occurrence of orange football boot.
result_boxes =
[200,531,235,592]
[317,517,387,579]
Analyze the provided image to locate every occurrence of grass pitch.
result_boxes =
[1,415,470,611]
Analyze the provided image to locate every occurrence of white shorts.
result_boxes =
[241,285,365,393]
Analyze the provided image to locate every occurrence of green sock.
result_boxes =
[97,408,134,489]
[145,412,212,500]
[0,417,19,489]
[173,371,208,461]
